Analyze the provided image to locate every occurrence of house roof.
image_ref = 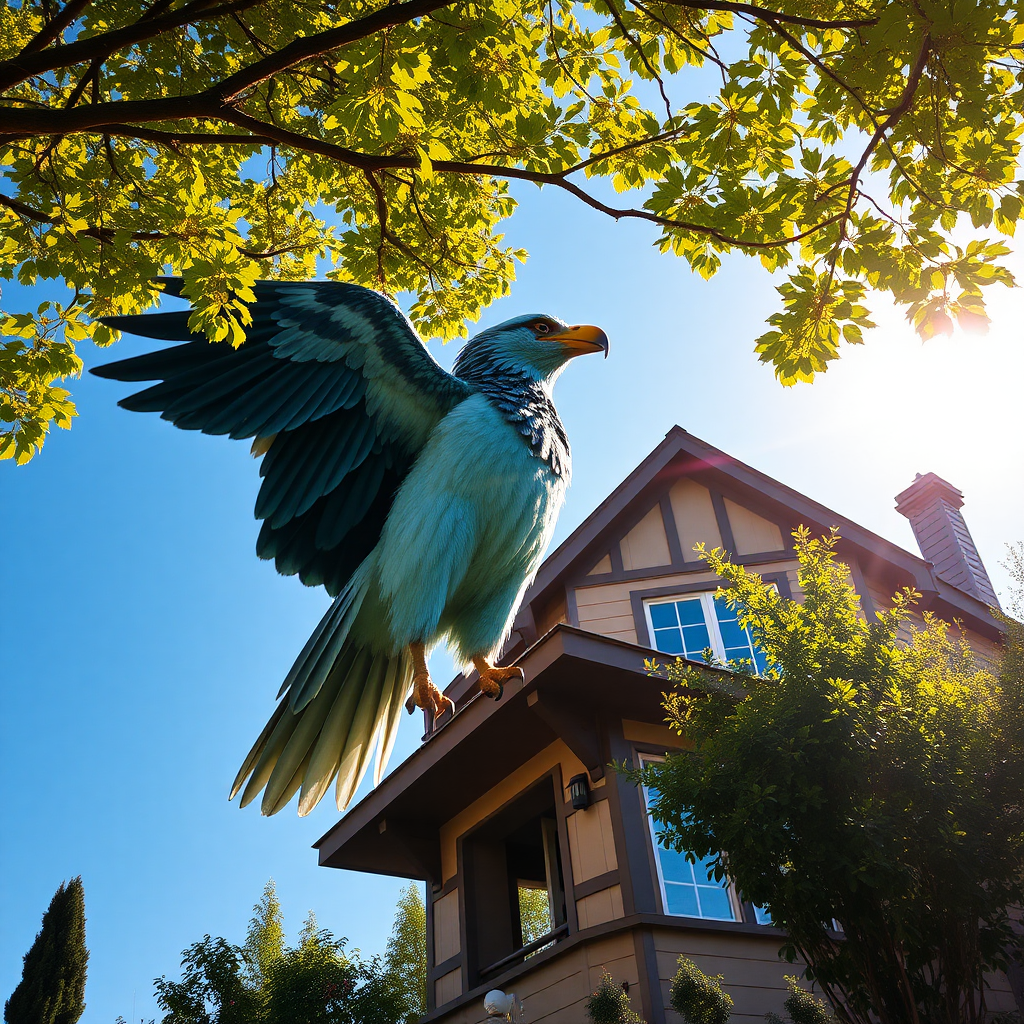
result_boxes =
[313,625,683,878]
[524,426,1002,640]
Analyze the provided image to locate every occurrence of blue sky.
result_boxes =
[2,183,1022,1023]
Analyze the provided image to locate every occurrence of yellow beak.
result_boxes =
[547,324,610,358]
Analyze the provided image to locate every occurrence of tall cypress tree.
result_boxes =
[4,877,88,1024]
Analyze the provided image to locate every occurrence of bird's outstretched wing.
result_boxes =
[93,279,472,596]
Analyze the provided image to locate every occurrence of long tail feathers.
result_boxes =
[231,580,413,816]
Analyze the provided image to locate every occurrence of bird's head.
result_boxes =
[453,314,609,387]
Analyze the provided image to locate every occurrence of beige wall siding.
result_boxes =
[576,885,624,929]
[620,505,672,571]
[574,564,806,649]
[430,932,637,1024]
[725,499,785,555]
[588,553,613,575]
[574,569,718,647]
[669,479,722,557]
[566,799,617,882]
[433,889,461,964]
[654,928,800,1024]
[434,967,463,1007]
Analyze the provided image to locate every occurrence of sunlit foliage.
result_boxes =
[637,531,1024,1024]
[1,0,1022,458]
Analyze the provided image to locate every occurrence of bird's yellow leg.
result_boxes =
[472,657,524,701]
[410,641,455,720]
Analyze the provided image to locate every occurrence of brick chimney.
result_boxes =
[895,473,999,608]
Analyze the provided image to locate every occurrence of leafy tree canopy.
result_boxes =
[1,0,1022,460]
[637,531,1024,1024]
[4,876,89,1024]
[152,880,417,1024]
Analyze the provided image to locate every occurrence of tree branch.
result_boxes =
[0,0,265,92]
[0,191,57,222]
[19,0,94,55]
[0,0,458,125]
[107,124,273,146]
[654,0,877,30]
[211,0,460,104]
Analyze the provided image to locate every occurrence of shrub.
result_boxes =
[586,971,644,1024]
[669,957,732,1024]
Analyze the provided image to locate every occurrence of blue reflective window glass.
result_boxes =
[717,616,749,649]
[753,904,773,925]
[644,780,735,922]
[681,623,711,656]
[664,882,700,917]
[696,884,734,920]
[675,599,705,626]
[713,596,767,671]
[653,628,684,655]
[649,603,678,629]
[658,848,693,885]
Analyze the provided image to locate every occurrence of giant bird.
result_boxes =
[93,279,608,816]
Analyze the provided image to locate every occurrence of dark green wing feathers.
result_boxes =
[93,280,471,597]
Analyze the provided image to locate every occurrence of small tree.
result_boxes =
[383,884,426,1023]
[765,977,835,1024]
[242,881,285,992]
[638,530,1024,1024]
[669,957,732,1024]
[152,882,415,1024]
[4,877,88,1024]
[585,972,644,1024]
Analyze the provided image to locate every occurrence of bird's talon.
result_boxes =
[473,661,523,702]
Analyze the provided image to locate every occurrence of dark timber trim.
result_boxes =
[565,584,580,628]
[552,763,580,936]
[609,541,624,574]
[573,869,620,900]
[710,489,738,555]
[429,954,462,981]
[659,492,685,565]
[634,926,667,1024]
[526,689,605,782]
[572,549,795,588]
[605,717,660,916]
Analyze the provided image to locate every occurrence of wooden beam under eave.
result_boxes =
[525,688,605,782]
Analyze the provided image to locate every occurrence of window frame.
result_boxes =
[642,590,767,668]
[638,754,741,923]
[629,574,790,653]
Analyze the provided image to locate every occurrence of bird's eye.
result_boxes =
[534,322,552,335]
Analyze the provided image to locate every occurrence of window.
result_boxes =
[644,592,769,673]
[640,758,737,922]
[461,780,568,986]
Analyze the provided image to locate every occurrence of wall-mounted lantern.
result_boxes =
[567,773,591,810]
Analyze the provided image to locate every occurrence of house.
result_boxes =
[313,427,1014,1023]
